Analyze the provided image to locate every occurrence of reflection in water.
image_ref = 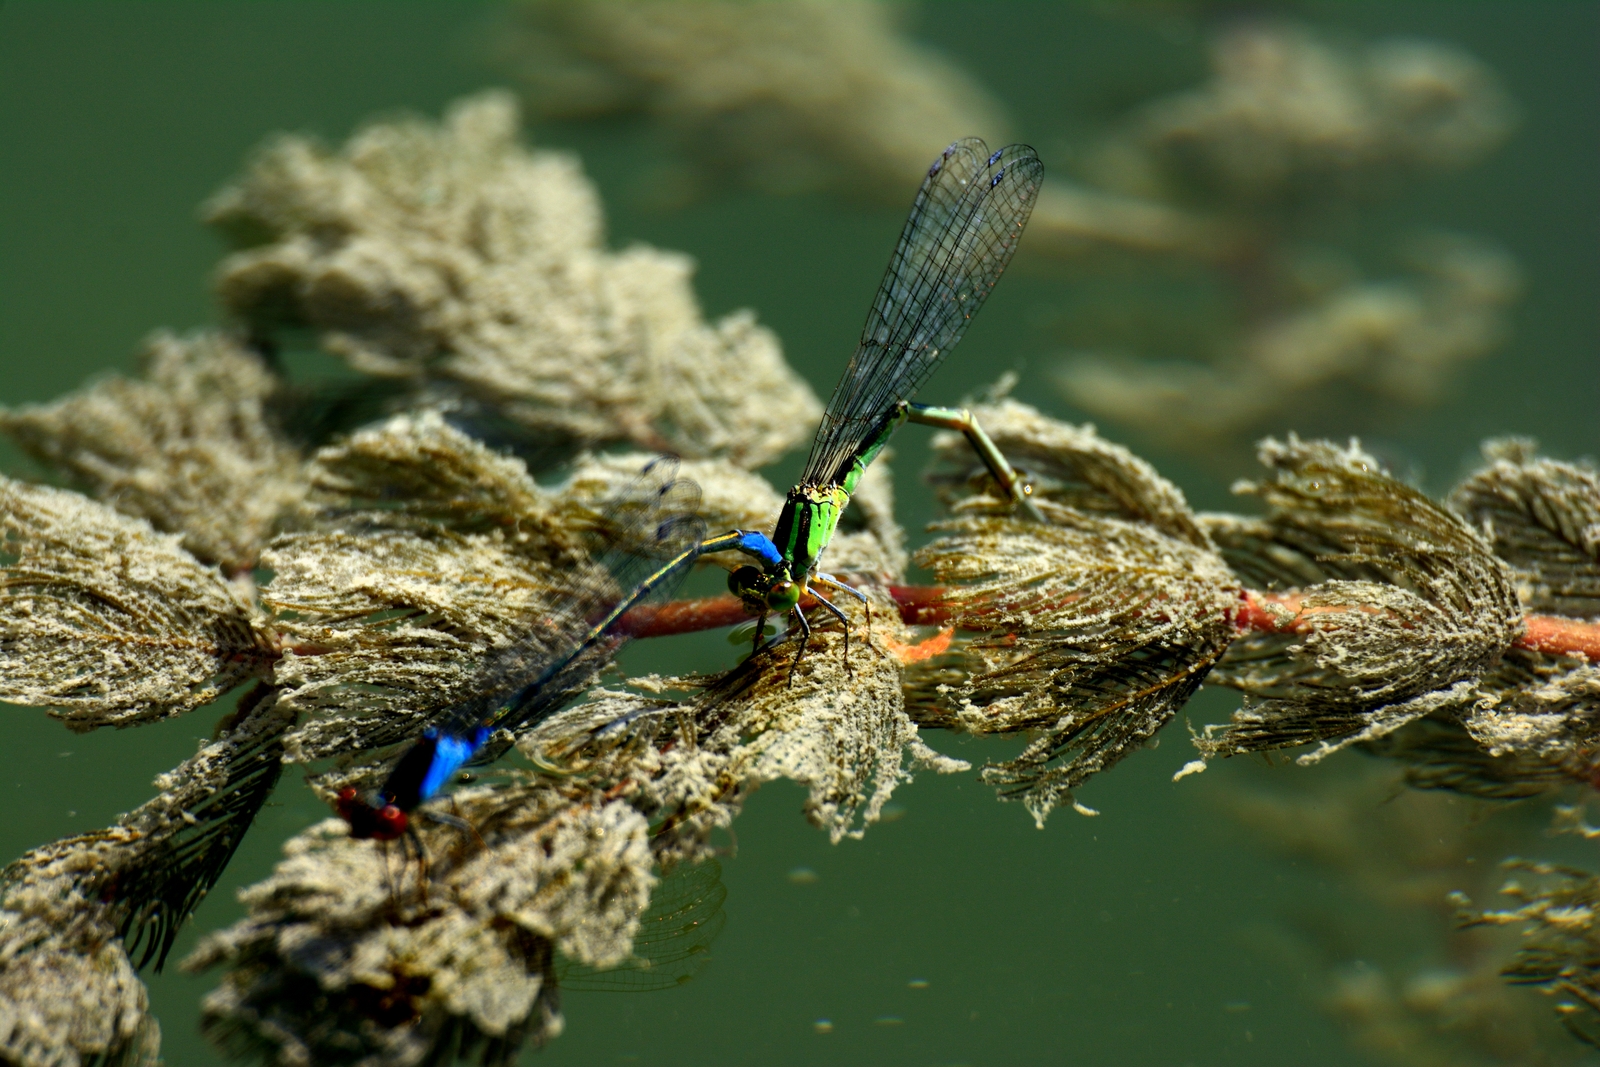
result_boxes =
[559,859,729,993]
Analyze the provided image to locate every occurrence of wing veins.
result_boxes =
[802,139,1042,485]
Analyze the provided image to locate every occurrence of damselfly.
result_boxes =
[703,138,1044,661]
[336,457,705,842]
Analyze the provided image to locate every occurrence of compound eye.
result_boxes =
[373,805,409,842]
[766,580,800,611]
[334,787,364,821]
[728,566,762,598]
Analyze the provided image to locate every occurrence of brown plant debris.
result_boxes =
[913,403,1237,825]
[0,330,304,573]
[1450,437,1600,620]
[526,597,965,855]
[496,0,1010,205]
[1197,436,1522,765]
[1097,23,1516,205]
[269,419,702,766]
[207,90,817,468]
[1311,440,1600,801]
[182,793,619,1067]
[188,598,961,1066]
[925,398,1214,547]
[1060,20,1520,442]
[0,691,292,1067]
[0,475,277,730]
[0,834,158,1067]
[1456,859,1600,1048]
[1360,707,1570,802]
[1463,649,1600,786]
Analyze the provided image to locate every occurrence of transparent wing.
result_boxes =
[558,859,728,993]
[473,459,706,743]
[803,138,1043,486]
[368,457,705,754]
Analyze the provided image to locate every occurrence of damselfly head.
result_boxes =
[336,787,410,842]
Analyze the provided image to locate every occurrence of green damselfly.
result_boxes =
[703,138,1044,663]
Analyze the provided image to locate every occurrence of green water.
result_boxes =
[1,4,1596,1065]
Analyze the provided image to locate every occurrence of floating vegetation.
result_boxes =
[207,91,817,469]
[0,69,1594,1067]
[1455,856,1600,1049]
[494,4,1523,448]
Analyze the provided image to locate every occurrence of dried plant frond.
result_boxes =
[1456,860,1600,1048]
[518,686,732,869]
[0,330,303,572]
[523,596,965,854]
[272,449,705,765]
[496,2,1226,260]
[558,450,908,583]
[208,90,817,468]
[1199,509,1376,591]
[265,528,609,761]
[182,791,645,1066]
[562,450,782,542]
[0,837,157,1067]
[497,0,1009,205]
[1450,438,1600,619]
[1464,649,1600,777]
[927,399,1213,548]
[116,688,294,971]
[1200,436,1522,764]
[1057,18,1520,443]
[0,476,276,729]
[1062,232,1520,444]
[914,511,1237,825]
[916,404,1237,822]
[687,626,964,843]
[1108,25,1516,204]
[0,691,290,1066]
[302,410,582,557]
[192,742,732,1066]
[188,732,743,1065]
[1361,712,1568,800]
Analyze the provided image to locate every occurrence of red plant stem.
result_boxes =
[271,584,1597,663]
[614,595,752,638]
[617,585,1600,663]
[1234,589,1597,661]
[1518,614,1600,662]
[616,585,958,639]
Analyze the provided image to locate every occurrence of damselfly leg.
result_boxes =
[707,138,1044,681]
[903,403,1045,522]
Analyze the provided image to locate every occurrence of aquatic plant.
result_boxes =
[207,90,817,471]
[1453,817,1600,1050]
[1,91,1595,1067]
[1058,18,1521,446]
[496,3,1522,451]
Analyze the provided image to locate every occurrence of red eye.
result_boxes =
[373,805,409,842]
[335,787,363,822]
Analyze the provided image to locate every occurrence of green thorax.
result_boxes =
[770,483,852,579]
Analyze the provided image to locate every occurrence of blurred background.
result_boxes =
[1,3,1596,1065]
